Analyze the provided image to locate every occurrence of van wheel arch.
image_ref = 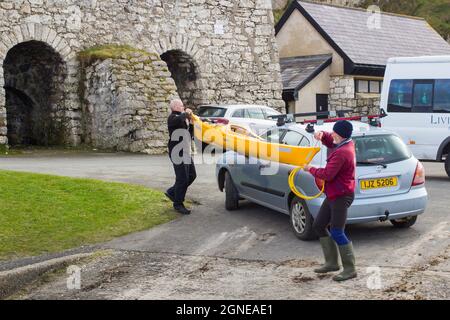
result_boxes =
[437,137,450,161]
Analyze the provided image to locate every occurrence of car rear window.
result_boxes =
[197,107,227,117]
[354,134,412,165]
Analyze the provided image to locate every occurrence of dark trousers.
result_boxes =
[313,194,355,238]
[167,158,197,206]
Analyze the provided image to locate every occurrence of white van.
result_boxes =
[380,56,450,178]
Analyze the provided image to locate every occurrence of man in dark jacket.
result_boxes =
[165,99,197,215]
[304,120,357,281]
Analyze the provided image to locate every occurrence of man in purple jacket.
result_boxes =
[304,120,357,281]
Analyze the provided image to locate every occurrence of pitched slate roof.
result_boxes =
[276,1,450,74]
[280,54,332,100]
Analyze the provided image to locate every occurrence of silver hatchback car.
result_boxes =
[216,121,428,241]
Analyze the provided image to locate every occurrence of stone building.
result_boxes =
[0,0,284,153]
[275,0,450,116]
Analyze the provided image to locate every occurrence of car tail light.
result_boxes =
[214,118,229,125]
[315,177,325,190]
[412,161,425,186]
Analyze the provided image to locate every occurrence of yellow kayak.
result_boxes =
[192,115,320,167]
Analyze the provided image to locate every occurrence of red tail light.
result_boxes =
[412,161,425,186]
[214,118,229,125]
[315,177,325,190]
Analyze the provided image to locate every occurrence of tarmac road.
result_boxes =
[1,151,449,299]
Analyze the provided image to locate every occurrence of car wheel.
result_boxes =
[445,156,450,178]
[290,197,316,241]
[225,171,239,211]
[390,215,418,228]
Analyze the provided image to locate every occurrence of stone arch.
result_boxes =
[151,35,207,109]
[160,49,204,110]
[0,23,75,144]
[0,24,75,146]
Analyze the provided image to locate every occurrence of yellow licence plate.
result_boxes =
[360,177,398,190]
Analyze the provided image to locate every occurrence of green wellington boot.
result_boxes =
[314,236,340,274]
[333,242,357,281]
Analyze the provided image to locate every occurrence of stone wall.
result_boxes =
[0,0,284,151]
[329,75,380,115]
[81,50,178,154]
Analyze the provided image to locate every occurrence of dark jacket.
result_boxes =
[167,111,193,157]
[309,132,356,201]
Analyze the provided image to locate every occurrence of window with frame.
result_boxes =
[412,81,434,112]
[387,80,413,112]
[262,108,281,120]
[281,130,310,147]
[434,80,450,113]
[356,79,382,94]
[388,79,450,113]
[246,108,265,120]
[232,109,245,118]
[260,129,286,144]
[197,106,227,117]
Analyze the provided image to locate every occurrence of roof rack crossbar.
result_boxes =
[270,109,387,127]
[268,109,353,120]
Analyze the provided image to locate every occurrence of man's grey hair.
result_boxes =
[170,99,184,110]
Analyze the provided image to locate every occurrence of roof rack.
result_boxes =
[300,109,387,124]
[269,109,351,121]
[268,109,387,130]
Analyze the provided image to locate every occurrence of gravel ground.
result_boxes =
[1,153,448,300]
[17,245,449,300]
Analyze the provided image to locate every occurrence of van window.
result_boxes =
[434,80,450,113]
[388,80,413,112]
[388,79,450,113]
[413,81,433,112]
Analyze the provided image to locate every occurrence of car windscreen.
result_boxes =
[353,134,412,165]
[197,107,227,117]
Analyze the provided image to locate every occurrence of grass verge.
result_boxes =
[0,170,176,261]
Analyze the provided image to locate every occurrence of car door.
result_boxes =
[256,130,313,210]
[245,129,314,212]
[238,128,286,204]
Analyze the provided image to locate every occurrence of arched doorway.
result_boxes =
[160,50,202,109]
[3,40,67,146]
